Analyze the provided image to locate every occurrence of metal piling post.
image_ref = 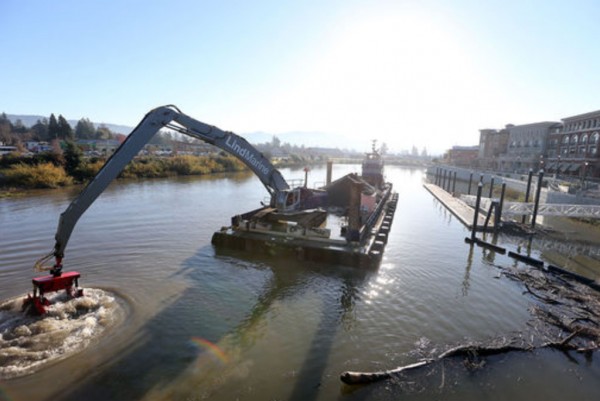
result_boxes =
[471,182,483,240]
[495,182,506,229]
[522,169,533,224]
[452,171,457,194]
[531,170,544,229]
[468,172,473,195]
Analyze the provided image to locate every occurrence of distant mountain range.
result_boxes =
[5,113,369,151]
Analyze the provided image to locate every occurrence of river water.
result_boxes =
[1,165,599,401]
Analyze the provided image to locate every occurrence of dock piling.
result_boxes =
[488,177,495,198]
[452,171,457,194]
[495,182,506,229]
[531,169,544,229]
[522,169,533,224]
[442,169,446,190]
[467,172,473,195]
[471,182,483,240]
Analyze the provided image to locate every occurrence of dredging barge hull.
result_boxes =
[212,184,398,269]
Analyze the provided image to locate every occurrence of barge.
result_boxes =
[212,143,398,268]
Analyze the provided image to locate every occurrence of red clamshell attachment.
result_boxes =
[23,271,84,314]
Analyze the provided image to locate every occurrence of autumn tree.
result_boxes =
[95,125,114,140]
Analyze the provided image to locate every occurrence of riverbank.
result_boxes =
[0,153,329,197]
[0,154,248,195]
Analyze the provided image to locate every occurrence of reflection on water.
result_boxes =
[0,166,599,401]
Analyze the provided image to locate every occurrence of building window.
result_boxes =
[582,134,589,144]
[591,147,597,156]
[562,136,569,144]
[579,146,586,156]
[593,132,600,144]
[571,135,578,144]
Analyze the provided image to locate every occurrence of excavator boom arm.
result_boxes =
[52,105,288,260]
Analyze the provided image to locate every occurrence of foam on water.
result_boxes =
[0,288,122,379]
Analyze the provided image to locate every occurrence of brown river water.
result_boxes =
[1,165,599,401]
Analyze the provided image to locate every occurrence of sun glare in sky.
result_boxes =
[2,0,599,155]
[235,8,488,153]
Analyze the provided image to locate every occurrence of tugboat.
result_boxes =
[361,140,385,189]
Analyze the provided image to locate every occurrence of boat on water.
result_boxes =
[212,142,398,268]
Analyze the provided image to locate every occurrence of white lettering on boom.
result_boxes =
[225,135,271,176]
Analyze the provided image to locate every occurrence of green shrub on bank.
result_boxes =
[2,163,73,188]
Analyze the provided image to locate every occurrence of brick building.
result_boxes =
[447,146,478,167]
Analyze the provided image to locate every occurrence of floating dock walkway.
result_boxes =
[423,183,488,230]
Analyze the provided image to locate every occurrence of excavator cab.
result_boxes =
[274,189,298,212]
[274,187,328,213]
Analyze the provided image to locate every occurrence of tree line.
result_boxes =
[0,113,124,145]
[0,112,186,150]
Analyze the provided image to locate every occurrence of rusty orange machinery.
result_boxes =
[23,271,83,314]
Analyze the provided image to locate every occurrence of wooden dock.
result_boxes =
[423,183,488,230]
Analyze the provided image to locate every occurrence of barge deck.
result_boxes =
[212,191,398,268]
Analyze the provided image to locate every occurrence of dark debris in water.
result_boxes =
[340,262,600,386]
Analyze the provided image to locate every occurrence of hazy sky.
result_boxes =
[2,0,599,154]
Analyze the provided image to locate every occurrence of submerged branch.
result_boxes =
[340,259,600,386]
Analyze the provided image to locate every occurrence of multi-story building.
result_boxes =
[545,110,600,179]
[497,121,560,173]
[447,145,478,167]
[477,127,509,169]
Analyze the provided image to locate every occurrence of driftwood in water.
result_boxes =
[340,333,591,385]
[340,259,600,386]
[341,360,432,385]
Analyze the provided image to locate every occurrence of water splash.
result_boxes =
[0,288,122,379]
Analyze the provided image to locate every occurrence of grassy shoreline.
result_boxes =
[0,154,322,198]
[0,154,250,195]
